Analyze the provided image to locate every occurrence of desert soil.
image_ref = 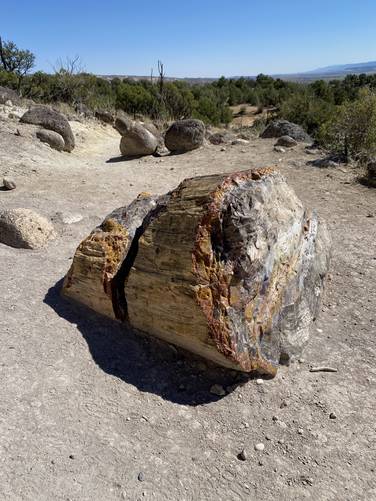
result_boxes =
[0,107,375,501]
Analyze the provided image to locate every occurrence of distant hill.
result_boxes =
[100,60,376,84]
[274,60,376,82]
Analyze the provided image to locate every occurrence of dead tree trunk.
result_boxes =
[0,37,8,71]
[62,168,330,375]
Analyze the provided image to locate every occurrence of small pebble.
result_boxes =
[280,400,288,408]
[329,412,337,420]
[254,443,265,452]
[298,428,304,435]
[256,378,264,385]
[237,449,247,461]
[210,384,226,396]
[3,177,16,190]
[138,472,145,482]
[69,454,75,460]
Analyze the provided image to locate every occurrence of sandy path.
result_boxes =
[0,118,375,500]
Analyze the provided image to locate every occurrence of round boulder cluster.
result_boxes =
[21,105,75,152]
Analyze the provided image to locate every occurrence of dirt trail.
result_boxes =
[0,115,375,500]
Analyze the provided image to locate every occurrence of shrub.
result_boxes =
[319,88,376,160]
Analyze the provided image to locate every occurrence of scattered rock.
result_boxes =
[305,148,322,155]
[260,120,311,142]
[0,208,56,249]
[274,146,286,153]
[3,177,16,190]
[21,105,75,152]
[275,136,298,148]
[308,157,339,168]
[4,100,12,107]
[237,449,247,461]
[231,138,249,145]
[138,472,145,482]
[210,384,226,397]
[120,122,158,157]
[165,119,205,153]
[36,129,65,152]
[309,366,338,373]
[329,412,337,420]
[56,212,83,224]
[256,378,264,385]
[154,145,170,157]
[208,131,235,145]
[95,109,114,124]
[298,428,304,435]
[254,443,265,452]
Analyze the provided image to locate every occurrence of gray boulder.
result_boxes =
[261,120,311,142]
[114,111,133,135]
[95,110,114,124]
[276,135,298,148]
[75,103,94,118]
[0,208,56,249]
[120,122,158,157]
[0,86,18,105]
[165,119,205,153]
[143,122,161,140]
[20,105,75,152]
[36,129,65,152]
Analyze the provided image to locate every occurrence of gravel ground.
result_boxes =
[0,110,375,500]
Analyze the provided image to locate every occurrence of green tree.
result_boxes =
[0,36,35,91]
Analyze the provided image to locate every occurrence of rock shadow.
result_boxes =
[106,155,145,163]
[44,279,250,406]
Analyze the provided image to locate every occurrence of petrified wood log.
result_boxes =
[62,168,330,375]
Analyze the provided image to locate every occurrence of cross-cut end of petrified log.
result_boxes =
[62,168,330,375]
[62,192,160,319]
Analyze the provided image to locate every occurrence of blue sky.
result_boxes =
[2,0,376,77]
